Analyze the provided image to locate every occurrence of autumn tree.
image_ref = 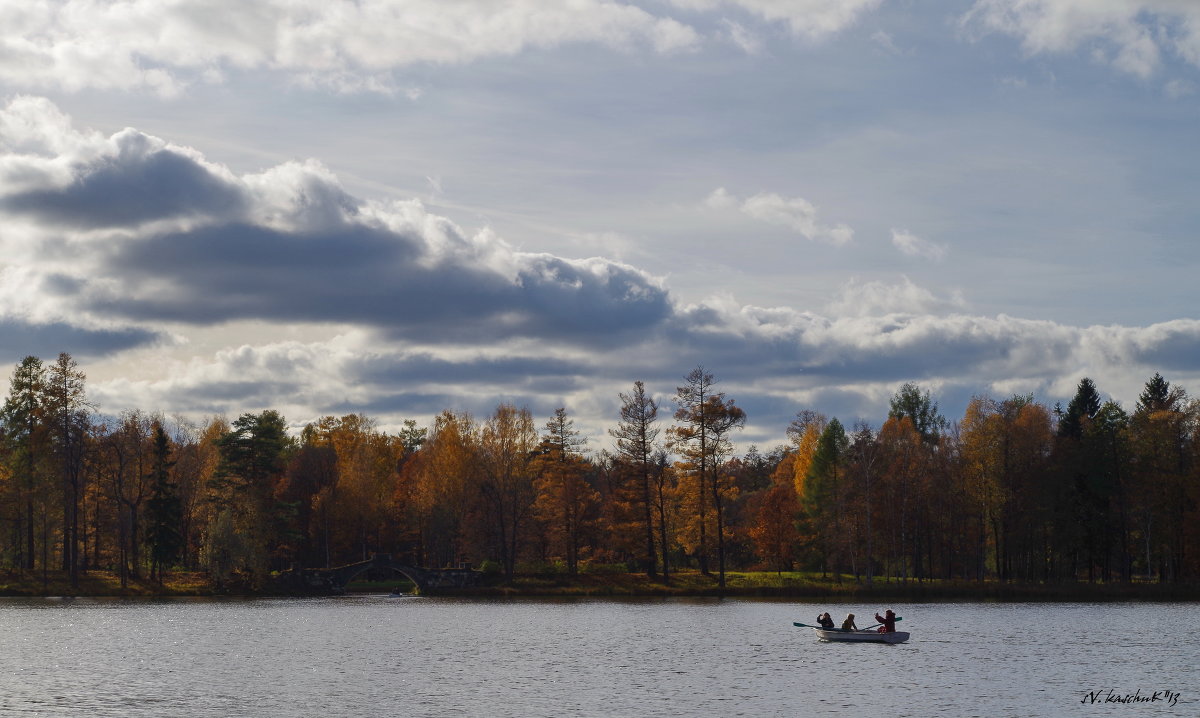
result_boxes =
[301,414,407,565]
[477,404,538,579]
[533,408,597,575]
[802,418,849,580]
[786,410,826,500]
[43,353,91,585]
[411,410,478,568]
[845,422,878,584]
[610,380,661,577]
[959,395,1055,582]
[874,416,926,582]
[669,366,745,588]
[178,417,227,570]
[95,411,157,586]
[748,477,801,573]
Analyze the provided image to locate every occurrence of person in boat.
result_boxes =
[816,612,835,629]
[841,613,857,631]
[874,609,897,633]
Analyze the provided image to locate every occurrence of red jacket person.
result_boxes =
[875,609,897,633]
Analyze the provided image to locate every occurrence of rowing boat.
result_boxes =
[813,628,909,644]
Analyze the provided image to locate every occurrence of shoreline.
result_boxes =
[2,570,1197,602]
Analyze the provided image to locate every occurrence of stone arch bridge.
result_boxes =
[276,554,484,595]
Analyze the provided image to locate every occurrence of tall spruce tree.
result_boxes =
[145,423,183,584]
[1058,378,1102,439]
[1,356,47,571]
[208,410,291,587]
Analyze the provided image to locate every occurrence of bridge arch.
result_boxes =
[279,554,484,595]
[331,559,426,592]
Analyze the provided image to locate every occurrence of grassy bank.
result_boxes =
[0,570,211,597]
[1,569,1196,601]
[448,570,1200,602]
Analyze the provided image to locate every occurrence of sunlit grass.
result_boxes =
[0,570,210,597]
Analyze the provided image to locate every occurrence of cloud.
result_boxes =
[0,315,161,365]
[721,19,764,54]
[871,30,903,55]
[891,228,948,261]
[0,1,701,95]
[6,98,1200,445]
[671,0,883,40]
[705,187,854,245]
[0,98,673,347]
[81,296,1200,445]
[86,334,601,427]
[1165,78,1195,98]
[962,0,1200,78]
[824,277,965,318]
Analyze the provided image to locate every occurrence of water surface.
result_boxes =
[0,597,1194,717]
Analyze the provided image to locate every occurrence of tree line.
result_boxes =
[1,354,1197,589]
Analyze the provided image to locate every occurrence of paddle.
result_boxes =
[793,621,846,630]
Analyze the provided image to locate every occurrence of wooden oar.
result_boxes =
[793,621,846,631]
[864,617,905,630]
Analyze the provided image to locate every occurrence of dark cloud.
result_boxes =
[144,379,304,416]
[1130,323,1200,372]
[0,117,673,347]
[349,352,589,391]
[325,391,461,417]
[0,317,160,364]
[3,141,247,228]
[89,220,672,345]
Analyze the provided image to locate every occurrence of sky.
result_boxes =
[1,0,1199,450]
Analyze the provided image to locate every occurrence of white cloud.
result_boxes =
[824,277,965,318]
[0,0,702,95]
[704,186,738,209]
[672,0,883,40]
[871,30,902,55]
[722,19,764,54]
[709,188,854,245]
[1165,78,1195,98]
[891,228,948,261]
[962,0,1200,78]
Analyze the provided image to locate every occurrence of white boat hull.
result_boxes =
[814,628,909,644]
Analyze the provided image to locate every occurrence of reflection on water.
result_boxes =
[0,597,1195,717]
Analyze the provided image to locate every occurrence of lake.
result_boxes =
[0,597,1194,717]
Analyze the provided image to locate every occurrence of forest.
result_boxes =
[1,353,1198,591]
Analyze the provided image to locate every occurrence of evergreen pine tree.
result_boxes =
[145,423,183,584]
